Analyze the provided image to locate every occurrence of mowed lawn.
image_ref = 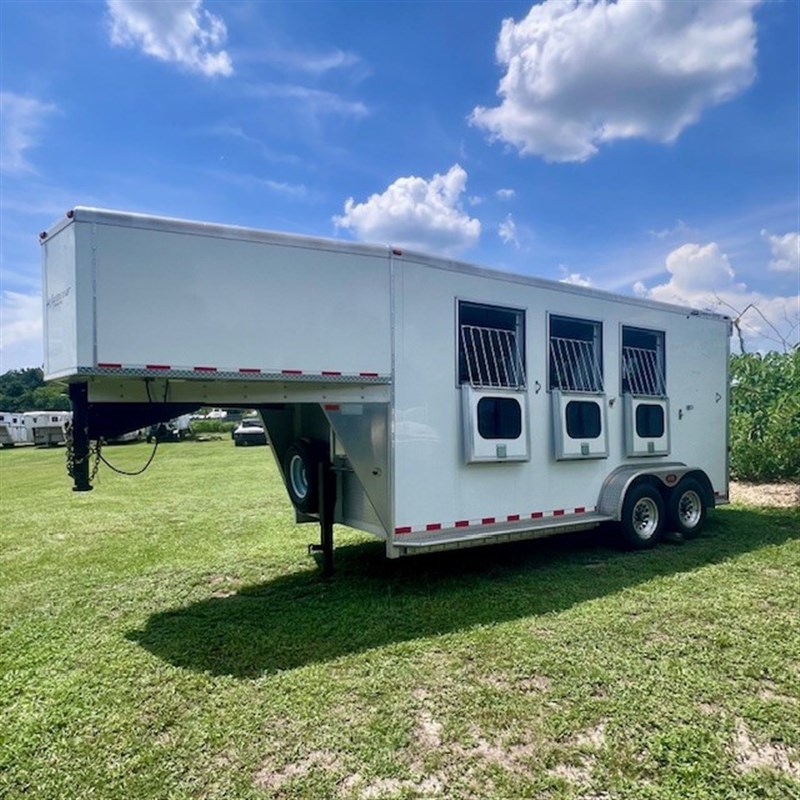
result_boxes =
[1,440,798,800]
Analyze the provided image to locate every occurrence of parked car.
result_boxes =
[232,417,268,447]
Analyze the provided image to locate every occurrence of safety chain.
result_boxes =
[64,420,101,484]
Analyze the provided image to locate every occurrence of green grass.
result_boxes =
[1,440,798,800]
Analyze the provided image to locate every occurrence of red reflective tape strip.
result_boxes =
[554,509,565,516]
[360,372,379,377]
[97,362,121,369]
[282,369,303,375]
[193,366,217,373]
[426,523,442,532]
[146,364,170,370]
[395,526,412,535]
[482,517,496,525]
[531,512,544,519]
[239,368,261,374]
[507,514,520,522]
[455,520,470,528]
[574,507,586,514]
[322,371,342,376]
[324,404,340,411]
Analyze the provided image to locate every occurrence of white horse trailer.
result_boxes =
[41,208,730,568]
[24,411,72,446]
[0,412,32,447]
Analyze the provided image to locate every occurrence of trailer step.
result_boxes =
[394,511,612,551]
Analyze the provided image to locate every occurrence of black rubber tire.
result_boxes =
[619,483,665,550]
[667,477,707,538]
[284,439,327,514]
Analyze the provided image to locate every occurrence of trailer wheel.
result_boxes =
[620,483,665,549]
[284,439,327,514]
[667,478,706,538]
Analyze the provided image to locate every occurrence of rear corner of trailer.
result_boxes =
[40,210,92,384]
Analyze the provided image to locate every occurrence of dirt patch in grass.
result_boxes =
[344,774,444,798]
[732,718,800,780]
[758,680,799,706]
[416,709,443,749]
[730,481,799,508]
[548,722,607,787]
[482,672,551,693]
[253,750,342,791]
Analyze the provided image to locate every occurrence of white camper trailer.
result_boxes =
[0,412,31,447]
[41,208,730,565]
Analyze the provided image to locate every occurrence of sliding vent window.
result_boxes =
[459,302,526,388]
[566,400,602,439]
[549,316,603,392]
[622,326,670,457]
[477,396,522,440]
[636,403,665,438]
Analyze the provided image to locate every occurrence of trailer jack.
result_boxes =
[308,461,336,576]
[68,382,93,492]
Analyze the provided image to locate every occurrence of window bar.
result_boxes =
[501,330,511,386]
[462,327,475,386]
[486,328,499,386]
[480,328,490,386]
[643,350,658,394]
[497,330,511,387]
[496,331,507,387]
[576,340,591,391]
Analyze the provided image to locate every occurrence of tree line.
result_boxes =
[0,368,70,412]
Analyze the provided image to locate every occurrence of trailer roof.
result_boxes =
[45,206,730,324]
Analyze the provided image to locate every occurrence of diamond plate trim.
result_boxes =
[76,366,390,384]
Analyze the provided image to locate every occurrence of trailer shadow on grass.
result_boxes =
[127,506,799,678]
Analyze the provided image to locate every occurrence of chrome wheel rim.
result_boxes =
[678,490,702,529]
[289,455,308,500]
[633,497,659,539]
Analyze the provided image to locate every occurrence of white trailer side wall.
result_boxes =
[43,211,392,380]
[392,258,728,533]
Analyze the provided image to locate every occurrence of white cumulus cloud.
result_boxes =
[0,92,58,175]
[559,267,593,288]
[107,0,233,77]
[498,214,519,248]
[0,291,43,371]
[470,0,760,162]
[762,229,800,273]
[333,164,481,256]
[636,242,799,352]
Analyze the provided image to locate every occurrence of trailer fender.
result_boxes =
[598,463,714,521]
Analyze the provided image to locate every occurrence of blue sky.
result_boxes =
[1,0,798,370]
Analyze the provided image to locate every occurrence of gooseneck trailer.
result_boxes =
[41,208,730,568]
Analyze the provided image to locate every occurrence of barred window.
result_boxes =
[622,327,665,396]
[458,302,526,389]
[549,316,603,392]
